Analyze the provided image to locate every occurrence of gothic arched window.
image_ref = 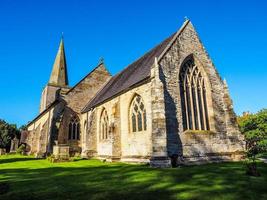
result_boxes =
[68,117,80,140]
[180,58,210,131]
[100,109,109,140]
[130,95,147,132]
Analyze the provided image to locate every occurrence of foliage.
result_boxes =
[16,144,26,155]
[46,155,55,163]
[0,154,267,200]
[0,119,20,151]
[19,125,27,131]
[238,109,267,176]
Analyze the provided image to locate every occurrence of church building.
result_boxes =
[26,20,245,167]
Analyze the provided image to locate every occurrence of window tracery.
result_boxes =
[68,117,80,140]
[130,95,147,132]
[180,58,210,131]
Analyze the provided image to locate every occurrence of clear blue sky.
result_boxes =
[0,0,266,126]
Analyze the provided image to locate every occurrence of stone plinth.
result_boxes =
[53,144,70,160]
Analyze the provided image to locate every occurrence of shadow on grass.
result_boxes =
[0,157,40,165]
[0,160,266,200]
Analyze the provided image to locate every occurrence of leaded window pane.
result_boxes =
[132,114,136,132]
[68,123,72,140]
[100,109,109,140]
[72,123,76,140]
[143,110,147,130]
[140,102,144,110]
[134,105,138,112]
[136,96,141,103]
[77,123,80,140]
[137,111,142,131]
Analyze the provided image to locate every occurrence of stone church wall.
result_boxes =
[159,21,244,161]
[119,83,152,162]
[56,64,111,153]
[81,110,98,157]
[39,85,60,113]
[27,107,53,155]
[64,64,111,113]
[180,131,244,163]
[83,81,153,163]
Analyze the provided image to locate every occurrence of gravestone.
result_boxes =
[53,143,70,161]
[10,137,19,153]
[0,148,6,155]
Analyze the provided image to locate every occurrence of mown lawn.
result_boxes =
[0,155,267,200]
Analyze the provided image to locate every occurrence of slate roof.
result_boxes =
[81,32,176,113]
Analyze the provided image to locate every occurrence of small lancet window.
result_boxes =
[130,95,147,132]
[179,58,210,131]
[100,109,109,140]
[68,117,80,140]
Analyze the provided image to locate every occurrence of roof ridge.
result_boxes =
[81,20,189,112]
[103,33,175,83]
[158,19,190,61]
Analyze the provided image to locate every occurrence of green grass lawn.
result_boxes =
[0,155,267,200]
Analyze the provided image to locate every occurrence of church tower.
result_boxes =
[39,37,69,113]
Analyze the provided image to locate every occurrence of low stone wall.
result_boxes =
[180,130,245,164]
[121,155,151,164]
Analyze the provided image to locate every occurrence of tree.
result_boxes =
[238,109,267,176]
[0,119,20,152]
[19,124,27,131]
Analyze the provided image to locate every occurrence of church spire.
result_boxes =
[48,36,69,87]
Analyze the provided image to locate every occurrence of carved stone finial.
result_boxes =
[223,78,228,88]
[99,57,104,64]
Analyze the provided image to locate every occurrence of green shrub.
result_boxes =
[16,144,26,155]
[47,155,55,163]
[238,109,267,176]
